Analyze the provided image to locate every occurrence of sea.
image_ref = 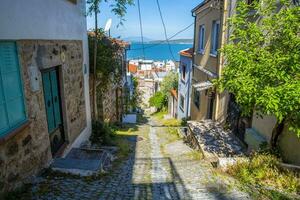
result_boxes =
[127,42,192,61]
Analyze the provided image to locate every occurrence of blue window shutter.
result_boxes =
[0,100,9,135]
[42,72,56,133]
[0,42,26,136]
[211,22,215,54]
[50,70,61,127]
[215,23,220,52]
[198,26,202,52]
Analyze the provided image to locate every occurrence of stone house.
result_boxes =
[177,48,193,120]
[190,0,229,122]
[0,0,91,192]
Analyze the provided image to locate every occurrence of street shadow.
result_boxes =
[131,157,193,200]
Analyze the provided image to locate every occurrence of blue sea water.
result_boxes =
[127,42,192,61]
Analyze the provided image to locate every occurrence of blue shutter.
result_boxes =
[42,72,56,133]
[0,42,26,136]
[198,26,202,52]
[0,78,9,134]
[215,23,220,51]
[50,70,61,127]
[211,22,215,54]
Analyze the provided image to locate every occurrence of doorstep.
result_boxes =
[51,147,116,176]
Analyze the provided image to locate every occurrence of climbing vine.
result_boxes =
[88,29,125,90]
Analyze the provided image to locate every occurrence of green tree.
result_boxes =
[217,0,300,147]
[160,71,179,94]
[149,71,179,110]
[149,91,167,111]
[87,0,134,119]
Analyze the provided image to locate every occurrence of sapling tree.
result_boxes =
[217,0,300,147]
[87,0,134,119]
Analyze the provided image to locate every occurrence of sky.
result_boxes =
[86,0,202,40]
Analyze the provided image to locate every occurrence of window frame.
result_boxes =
[181,64,186,82]
[210,20,220,56]
[0,42,28,137]
[194,89,200,110]
[179,94,185,111]
[198,25,205,54]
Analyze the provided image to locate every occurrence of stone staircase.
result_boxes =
[184,120,247,169]
[51,147,117,176]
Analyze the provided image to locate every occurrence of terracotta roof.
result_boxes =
[128,64,138,73]
[112,38,130,48]
[180,48,193,58]
[170,89,178,100]
[88,31,129,48]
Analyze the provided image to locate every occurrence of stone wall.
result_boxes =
[97,81,122,123]
[0,40,87,193]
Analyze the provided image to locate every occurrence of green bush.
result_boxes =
[149,91,167,111]
[90,121,116,145]
[227,152,300,198]
[180,117,190,126]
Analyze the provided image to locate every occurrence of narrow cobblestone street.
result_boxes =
[31,116,250,200]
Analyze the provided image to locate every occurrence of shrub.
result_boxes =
[149,91,167,111]
[227,152,300,197]
[90,120,116,145]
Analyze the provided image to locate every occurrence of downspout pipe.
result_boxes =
[188,10,197,120]
[215,0,228,121]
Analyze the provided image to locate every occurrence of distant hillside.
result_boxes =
[123,36,153,43]
[149,39,193,44]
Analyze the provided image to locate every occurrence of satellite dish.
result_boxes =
[104,18,112,32]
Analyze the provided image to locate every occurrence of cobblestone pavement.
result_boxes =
[31,117,250,200]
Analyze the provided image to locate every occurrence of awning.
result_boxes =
[193,81,213,91]
[193,64,218,78]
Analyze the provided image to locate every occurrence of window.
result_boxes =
[179,95,185,111]
[210,20,220,56]
[198,25,205,53]
[67,0,77,4]
[293,0,300,6]
[181,64,186,81]
[0,42,27,137]
[194,89,200,109]
[246,0,259,5]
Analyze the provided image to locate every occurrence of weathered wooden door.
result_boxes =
[42,68,64,154]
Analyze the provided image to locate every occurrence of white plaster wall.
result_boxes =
[0,0,86,40]
[0,0,92,149]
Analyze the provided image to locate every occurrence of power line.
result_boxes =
[137,0,145,59]
[130,7,215,52]
[130,22,194,51]
[155,0,177,61]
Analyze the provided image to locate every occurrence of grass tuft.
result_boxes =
[227,152,300,199]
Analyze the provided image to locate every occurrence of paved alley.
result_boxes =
[31,117,250,200]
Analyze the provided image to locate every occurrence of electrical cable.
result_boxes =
[155,0,176,61]
[137,0,145,59]
[130,22,194,51]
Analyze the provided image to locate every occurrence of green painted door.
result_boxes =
[42,69,62,133]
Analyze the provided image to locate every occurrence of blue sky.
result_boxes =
[86,0,202,40]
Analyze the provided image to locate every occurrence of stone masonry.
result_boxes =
[0,40,87,193]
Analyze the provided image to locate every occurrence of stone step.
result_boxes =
[50,147,114,176]
[51,158,102,171]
